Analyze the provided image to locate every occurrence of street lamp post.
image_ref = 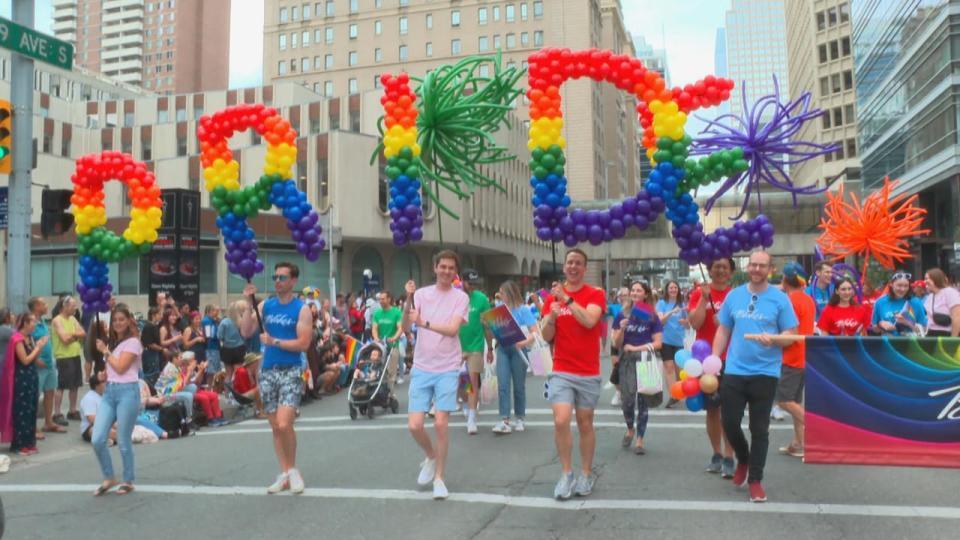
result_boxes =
[603,161,616,291]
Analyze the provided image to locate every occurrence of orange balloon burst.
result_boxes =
[817,177,930,280]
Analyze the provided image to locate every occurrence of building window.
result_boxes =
[827,7,837,27]
[479,65,489,78]
[831,73,841,93]
[451,10,460,27]
[841,36,850,57]
[279,34,287,50]
[349,78,358,94]
[292,32,298,48]
[176,107,186,122]
[506,33,516,49]
[124,111,134,127]
[534,31,543,46]
[426,42,433,57]
[374,75,381,88]
[822,113,830,130]
[451,38,461,54]
[506,4,515,22]
[426,13,433,29]
[350,0,358,13]
[399,45,408,61]
[839,3,850,23]
[314,55,322,69]
[324,81,333,96]
[176,134,187,156]
[521,32,529,46]
[42,134,52,154]
[829,40,839,60]
[280,7,288,23]
[479,36,489,52]
[400,16,408,34]
[833,107,842,126]
[846,138,856,157]
[375,48,382,62]
[292,5,299,20]
[302,31,309,46]
[348,51,357,66]
[326,1,335,17]
[375,20,382,35]
[834,143,844,161]
[493,34,501,49]
[819,76,829,96]
[158,109,169,123]
[843,70,853,90]
[521,2,528,20]
[493,6,500,21]
[350,109,360,132]
[533,1,543,18]
[318,157,329,208]
[303,3,312,19]
[325,54,333,69]
[349,23,358,39]
[816,11,825,31]
[315,29,321,42]
[61,135,71,157]
[302,57,310,71]
[479,7,487,25]
[818,44,827,64]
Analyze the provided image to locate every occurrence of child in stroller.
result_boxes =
[348,342,399,419]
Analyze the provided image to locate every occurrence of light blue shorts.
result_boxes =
[408,368,458,413]
[37,367,58,393]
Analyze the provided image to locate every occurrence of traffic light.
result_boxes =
[41,189,73,238]
[0,100,10,174]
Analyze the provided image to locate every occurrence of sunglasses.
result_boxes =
[748,294,759,313]
[891,272,912,281]
[272,274,291,282]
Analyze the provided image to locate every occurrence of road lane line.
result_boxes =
[251,409,707,425]
[201,421,796,435]
[1,483,957,520]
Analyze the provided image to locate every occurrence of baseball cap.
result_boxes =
[462,269,481,284]
[782,261,806,280]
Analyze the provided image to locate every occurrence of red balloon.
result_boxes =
[682,378,701,397]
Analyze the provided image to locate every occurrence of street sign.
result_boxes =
[0,17,73,70]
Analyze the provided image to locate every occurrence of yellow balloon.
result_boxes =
[679,369,688,381]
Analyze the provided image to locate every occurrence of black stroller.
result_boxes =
[348,341,399,420]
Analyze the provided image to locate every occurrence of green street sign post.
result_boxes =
[0,16,73,70]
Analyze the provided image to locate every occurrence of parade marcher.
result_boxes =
[491,280,538,435]
[242,262,313,495]
[712,251,798,503]
[805,261,833,319]
[371,290,404,393]
[923,267,960,337]
[777,262,816,459]
[541,248,606,500]
[612,281,663,455]
[656,281,687,408]
[817,278,869,336]
[458,269,492,435]
[871,272,927,336]
[91,304,143,496]
[688,258,736,477]
[402,250,470,500]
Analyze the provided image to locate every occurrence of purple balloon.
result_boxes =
[398,217,412,231]
[559,216,575,233]
[551,228,563,242]
[574,224,588,240]
[570,208,586,225]
[609,219,625,238]
[585,211,600,226]
[537,227,552,241]
[588,224,603,243]
[598,211,611,228]
[609,204,624,220]
[533,216,545,228]
[622,213,635,228]
[650,197,665,213]
[634,215,649,229]
[563,234,577,247]
[305,250,320,262]
[392,231,407,246]
[410,227,424,241]
[622,198,637,215]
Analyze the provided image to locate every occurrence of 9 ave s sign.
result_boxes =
[0,17,73,70]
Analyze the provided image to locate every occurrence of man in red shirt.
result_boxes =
[688,257,735,477]
[778,263,815,458]
[541,249,606,501]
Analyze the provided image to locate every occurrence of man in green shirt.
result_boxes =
[459,269,493,435]
[372,290,404,392]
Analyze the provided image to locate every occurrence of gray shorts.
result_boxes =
[546,372,602,409]
[259,365,303,414]
[776,365,804,404]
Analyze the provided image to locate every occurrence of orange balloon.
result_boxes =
[669,381,685,400]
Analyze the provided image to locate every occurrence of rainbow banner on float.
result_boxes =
[805,336,960,468]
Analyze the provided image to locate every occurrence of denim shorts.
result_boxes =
[37,367,58,392]
[407,368,458,413]
[259,365,303,413]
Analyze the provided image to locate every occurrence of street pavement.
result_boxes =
[1,363,958,540]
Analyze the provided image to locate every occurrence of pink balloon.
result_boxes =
[702,355,722,376]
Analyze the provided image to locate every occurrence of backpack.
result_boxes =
[158,401,190,438]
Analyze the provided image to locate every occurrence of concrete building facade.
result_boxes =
[51,0,231,94]
[785,0,860,191]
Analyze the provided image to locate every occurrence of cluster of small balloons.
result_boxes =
[270,179,326,261]
[199,104,325,280]
[76,256,112,314]
[380,73,425,246]
[534,190,665,247]
[70,152,163,312]
[669,339,723,412]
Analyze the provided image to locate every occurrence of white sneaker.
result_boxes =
[513,418,525,432]
[287,468,305,494]
[611,392,621,406]
[492,420,512,434]
[267,472,289,494]
[467,410,478,434]
[417,458,437,486]
[396,376,404,385]
[603,381,614,390]
[433,478,449,500]
[771,405,785,421]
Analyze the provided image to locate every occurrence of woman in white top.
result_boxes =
[923,267,960,337]
[91,304,143,496]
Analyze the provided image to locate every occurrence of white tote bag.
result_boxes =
[635,350,664,396]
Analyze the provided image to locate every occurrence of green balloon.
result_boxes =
[671,156,686,169]
[534,166,548,179]
[653,150,671,163]
[232,204,245,217]
[399,146,414,160]
[656,137,673,150]
[548,144,563,156]
[671,142,687,156]
[405,166,419,177]
[541,154,557,170]
[553,165,565,177]
[733,159,749,172]
[397,158,410,171]
[531,148,545,161]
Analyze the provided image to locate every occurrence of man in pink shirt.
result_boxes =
[402,250,470,500]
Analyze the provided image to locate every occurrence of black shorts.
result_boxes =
[220,345,247,366]
[776,365,804,403]
[56,356,83,390]
[661,343,682,363]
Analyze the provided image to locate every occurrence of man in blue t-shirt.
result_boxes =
[804,261,832,320]
[712,251,798,504]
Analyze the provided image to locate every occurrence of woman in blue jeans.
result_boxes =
[91,304,143,496]
[492,280,540,434]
